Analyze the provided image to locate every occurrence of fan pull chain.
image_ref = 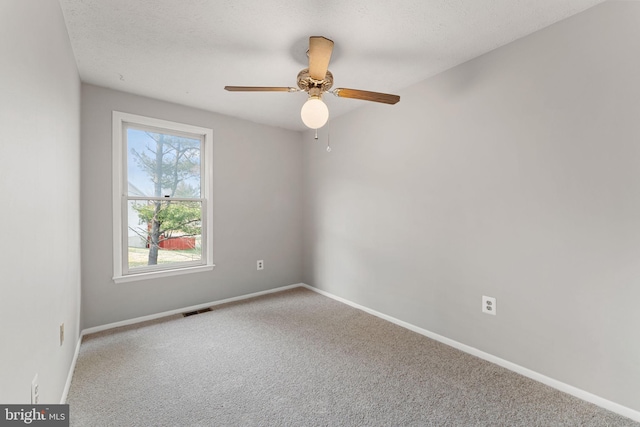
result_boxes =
[326,128,331,152]
[314,129,318,140]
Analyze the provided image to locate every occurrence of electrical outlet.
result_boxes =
[257,260,264,270]
[60,323,64,346]
[31,374,39,404]
[482,296,497,315]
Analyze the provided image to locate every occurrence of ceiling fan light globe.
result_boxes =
[301,98,329,129]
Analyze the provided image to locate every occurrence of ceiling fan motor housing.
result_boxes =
[297,68,333,96]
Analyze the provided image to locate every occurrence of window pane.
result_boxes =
[127,199,202,269]
[127,128,201,198]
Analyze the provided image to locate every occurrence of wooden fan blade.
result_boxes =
[224,86,296,92]
[334,88,400,105]
[308,36,334,81]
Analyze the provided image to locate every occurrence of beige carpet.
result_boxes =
[67,287,638,426]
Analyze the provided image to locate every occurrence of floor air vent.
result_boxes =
[182,308,212,317]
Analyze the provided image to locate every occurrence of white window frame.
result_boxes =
[112,111,214,283]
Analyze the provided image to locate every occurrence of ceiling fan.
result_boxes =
[224,36,400,129]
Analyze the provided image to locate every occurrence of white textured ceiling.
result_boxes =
[59,0,606,131]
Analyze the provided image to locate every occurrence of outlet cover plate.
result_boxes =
[31,374,39,404]
[482,296,497,315]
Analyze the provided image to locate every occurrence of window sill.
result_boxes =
[113,264,215,284]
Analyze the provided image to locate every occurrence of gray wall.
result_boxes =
[81,85,302,329]
[0,0,81,403]
[302,1,640,412]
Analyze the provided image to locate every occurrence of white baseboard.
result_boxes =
[60,334,82,404]
[300,283,640,423]
[81,283,303,336]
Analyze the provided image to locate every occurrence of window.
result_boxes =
[112,111,214,283]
